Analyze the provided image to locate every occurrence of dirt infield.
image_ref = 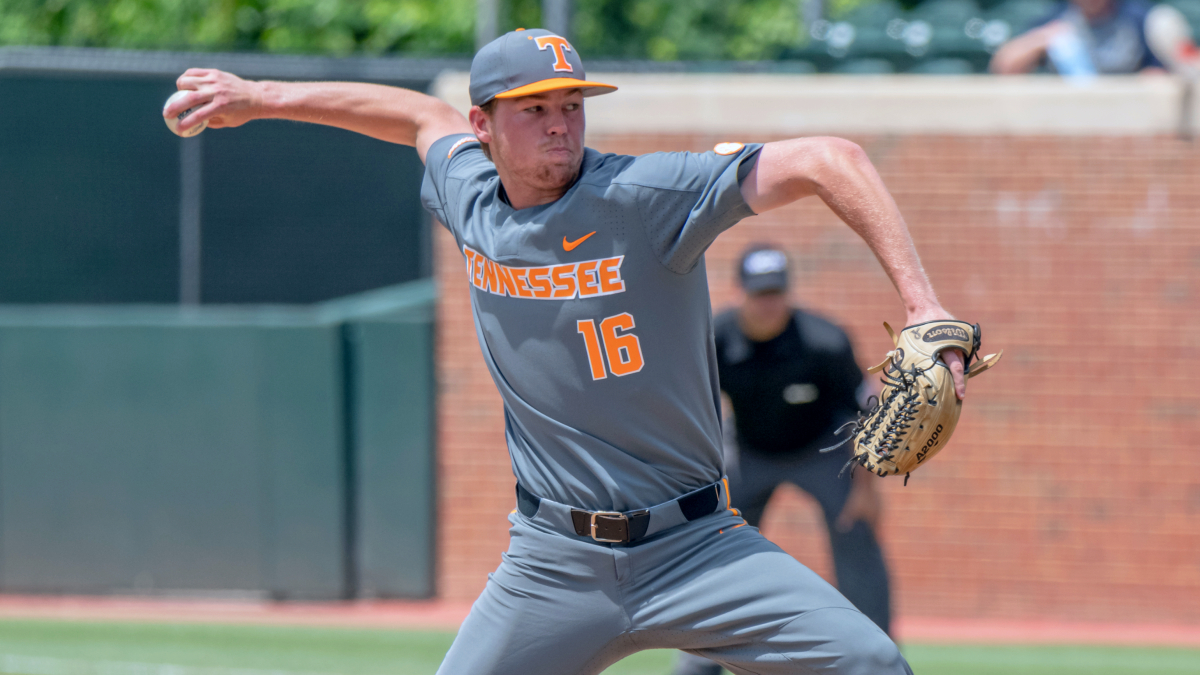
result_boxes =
[0,595,472,632]
[0,595,1196,648]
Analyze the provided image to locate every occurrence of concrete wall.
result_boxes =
[435,72,1200,136]
[431,74,1200,623]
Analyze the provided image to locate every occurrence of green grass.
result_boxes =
[0,619,1194,674]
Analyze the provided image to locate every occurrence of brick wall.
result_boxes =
[435,133,1200,624]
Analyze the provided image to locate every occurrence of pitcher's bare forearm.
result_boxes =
[742,136,969,397]
[742,137,939,317]
[166,69,471,162]
[256,81,471,159]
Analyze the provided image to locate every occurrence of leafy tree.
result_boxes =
[574,0,803,61]
[0,0,474,55]
[0,0,874,59]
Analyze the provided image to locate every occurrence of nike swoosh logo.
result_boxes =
[563,231,596,252]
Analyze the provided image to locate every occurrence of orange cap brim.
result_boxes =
[493,77,618,100]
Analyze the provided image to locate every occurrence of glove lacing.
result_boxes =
[875,364,933,458]
[822,351,939,485]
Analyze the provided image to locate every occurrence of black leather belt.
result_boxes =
[516,481,722,544]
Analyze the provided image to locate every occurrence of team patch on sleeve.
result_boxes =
[447,136,480,158]
[463,245,626,300]
[713,142,745,155]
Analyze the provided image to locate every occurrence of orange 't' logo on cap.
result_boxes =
[534,36,574,73]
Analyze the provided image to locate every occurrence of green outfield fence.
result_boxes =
[0,48,449,305]
[0,279,436,600]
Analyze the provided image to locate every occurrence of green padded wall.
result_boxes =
[0,280,436,599]
[347,310,436,598]
[320,280,438,599]
[0,312,345,598]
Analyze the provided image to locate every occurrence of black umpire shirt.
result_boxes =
[713,308,864,457]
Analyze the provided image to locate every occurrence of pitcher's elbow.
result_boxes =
[827,137,869,167]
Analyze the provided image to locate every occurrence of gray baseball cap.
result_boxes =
[470,28,617,107]
[738,245,790,294]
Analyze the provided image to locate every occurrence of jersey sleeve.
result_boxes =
[615,144,763,274]
[420,133,495,235]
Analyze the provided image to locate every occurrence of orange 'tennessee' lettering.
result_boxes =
[474,255,487,289]
[526,267,553,298]
[598,257,625,294]
[484,259,501,294]
[463,248,477,281]
[551,264,578,299]
[510,268,533,298]
[497,264,520,297]
[576,260,601,297]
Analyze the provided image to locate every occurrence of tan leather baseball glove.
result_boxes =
[829,320,1002,484]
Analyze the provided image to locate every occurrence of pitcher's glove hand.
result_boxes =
[826,321,1002,484]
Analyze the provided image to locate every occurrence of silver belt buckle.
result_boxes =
[590,511,629,543]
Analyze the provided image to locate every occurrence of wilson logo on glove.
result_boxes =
[922,325,969,342]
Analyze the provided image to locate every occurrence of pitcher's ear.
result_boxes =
[469,106,494,144]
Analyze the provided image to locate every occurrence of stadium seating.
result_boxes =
[836,1,917,70]
[687,60,818,74]
[830,57,898,73]
[909,56,979,73]
[790,1,907,70]
[807,0,994,73]
[910,0,981,27]
[912,0,991,69]
[794,0,1199,74]
[985,0,1057,35]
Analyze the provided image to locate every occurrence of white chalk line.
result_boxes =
[0,654,346,675]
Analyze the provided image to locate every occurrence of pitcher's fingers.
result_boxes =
[176,99,219,132]
[174,74,211,93]
[177,69,215,88]
[163,89,211,119]
[943,349,967,399]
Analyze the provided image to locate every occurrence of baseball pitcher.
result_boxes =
[167,28,977,675]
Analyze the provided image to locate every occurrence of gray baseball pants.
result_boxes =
[434,490,911,675]
[674,444,894,675]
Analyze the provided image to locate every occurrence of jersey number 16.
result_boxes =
[576,312,644,380]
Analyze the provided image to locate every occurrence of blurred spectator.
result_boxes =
[990,0,1165,74]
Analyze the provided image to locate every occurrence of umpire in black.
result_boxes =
[673,244,894,675]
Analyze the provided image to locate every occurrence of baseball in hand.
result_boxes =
[164,90,207,138]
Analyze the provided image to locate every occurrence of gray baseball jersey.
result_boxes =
[421,133,761,512]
